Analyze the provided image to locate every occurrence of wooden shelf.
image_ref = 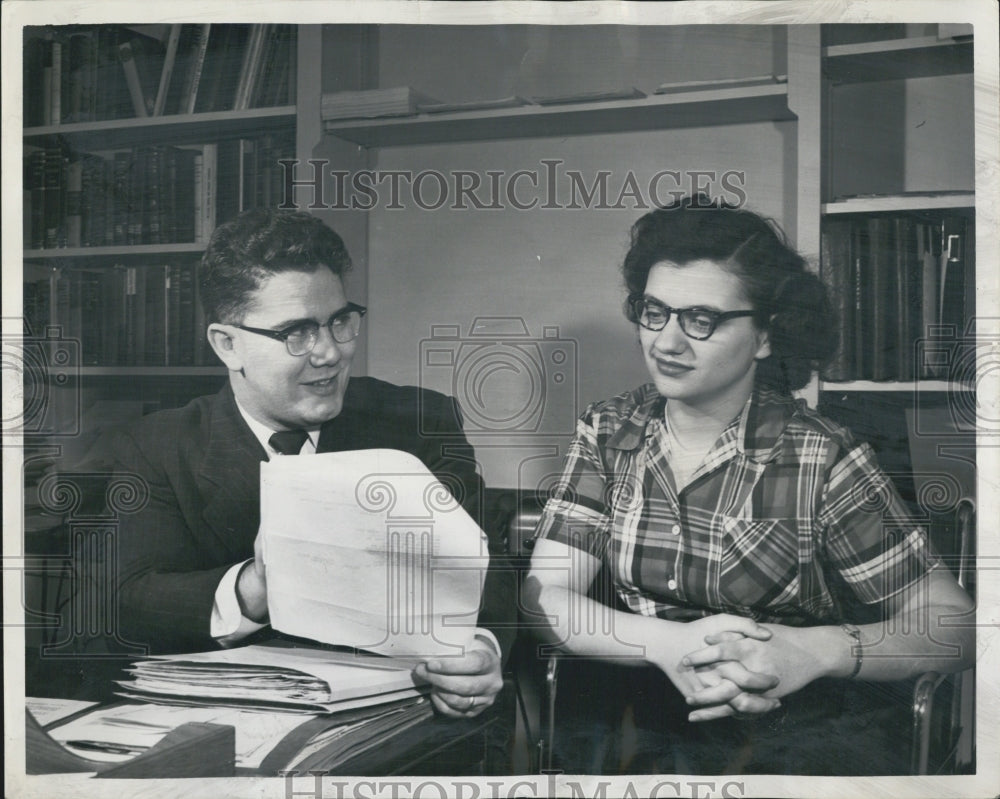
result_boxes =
[823,36,973,83]
[24,243,206,261]
[820,380,970,393]
[23,106,296,150]
[822,194,975,214]
[324,83,794,148]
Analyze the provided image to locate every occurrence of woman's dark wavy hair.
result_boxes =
[622,194,837,393]
[200,208,352,323]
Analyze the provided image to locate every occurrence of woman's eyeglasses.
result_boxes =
[627,295,755,341]
[233,303,367,356]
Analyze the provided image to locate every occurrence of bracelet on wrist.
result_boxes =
[841,623,863,679]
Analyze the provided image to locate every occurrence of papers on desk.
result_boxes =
[116,644,426,713]
[261,449,489,659]
[49,702,307,768]
[45,696,435,773]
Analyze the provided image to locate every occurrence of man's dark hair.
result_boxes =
[622,194,837,393]
[200,208,352,324]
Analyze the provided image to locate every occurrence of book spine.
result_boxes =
[178,264,196,365]
[153,24,182,116]
[180,24,211,114]
[201,143,217,240]
[232,25,262,111]
[64,157,83,248]
[893,217,921,382]
[50,39,63,125]
[144,265,168,366]
[79,271,103,365]
[851,222,871,380]
[820,219,855,381]
[42,141,66,249]
[193,152,204,243]
[867,216,898,380]
[118,40,149,117]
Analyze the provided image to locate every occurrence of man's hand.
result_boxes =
[413,637,503,718]
[236,529,269,623]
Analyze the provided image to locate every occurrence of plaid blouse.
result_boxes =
[535,384,940,625]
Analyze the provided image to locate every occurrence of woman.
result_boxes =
[525,196,974,775]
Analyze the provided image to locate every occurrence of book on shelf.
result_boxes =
[232,24,271,111]
[24,131,291,251]
[867,216,897,381]
[819,218,854,381]
[820,212,974,384]
[151,24,182,116]
[25,24,294,125]
[171,24,211,115]
[117,35,163,118]
[321,86,441,121]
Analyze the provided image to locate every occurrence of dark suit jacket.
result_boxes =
[112,376,514,656]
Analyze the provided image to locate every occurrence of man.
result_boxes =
[112,209,512,717]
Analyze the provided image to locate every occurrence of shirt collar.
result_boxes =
[607,383,796,465]
[233,397,319,456]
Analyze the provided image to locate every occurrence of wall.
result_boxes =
[344,25,796,488]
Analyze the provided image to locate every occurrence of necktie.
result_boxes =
[269,429,309,455]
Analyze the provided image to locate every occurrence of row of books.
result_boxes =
[24,24,295,126]
[821,214,974,382]
[24,131,295,250]
[24,264,211,367]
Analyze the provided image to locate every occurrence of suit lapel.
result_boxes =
[198,385,268,554]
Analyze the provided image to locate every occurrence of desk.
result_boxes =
[30,697,499,778]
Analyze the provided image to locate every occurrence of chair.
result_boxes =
[910,497,976,774]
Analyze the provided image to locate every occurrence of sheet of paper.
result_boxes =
[26,697,98,727]
[48,702,313,768]
[261,449,489,659]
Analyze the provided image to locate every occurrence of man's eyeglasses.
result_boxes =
[233,303,367,356]
[627,295,755,341]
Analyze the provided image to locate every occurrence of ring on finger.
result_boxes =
[465,696,477,710]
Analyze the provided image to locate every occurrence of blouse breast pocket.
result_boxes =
[718,516,801,611]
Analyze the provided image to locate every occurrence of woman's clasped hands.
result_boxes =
[651,614,832,723]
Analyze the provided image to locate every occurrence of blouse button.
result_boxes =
[667,578,678,591]
[670,524,681,535]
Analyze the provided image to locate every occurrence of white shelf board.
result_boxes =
[24,243,206,261]
[823,36,973,83]
[23,106,296,150]
[324,84,794,148]
[822,194,974,214]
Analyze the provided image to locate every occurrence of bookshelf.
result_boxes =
[22,23,299,382]
[817,26,975,394]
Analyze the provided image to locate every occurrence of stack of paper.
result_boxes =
[116,645,427,713]
[321,87,440,120]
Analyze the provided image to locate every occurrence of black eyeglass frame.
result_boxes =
[626,295,756,341]
[232,302,368,355]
